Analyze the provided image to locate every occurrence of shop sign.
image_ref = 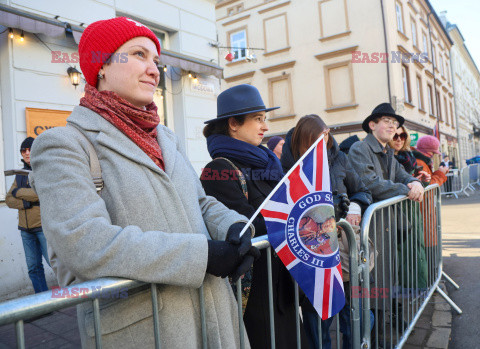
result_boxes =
[26,108,70,137]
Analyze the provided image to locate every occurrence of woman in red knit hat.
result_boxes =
[30,17,258,348]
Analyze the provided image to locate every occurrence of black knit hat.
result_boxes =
[20,137,34,152]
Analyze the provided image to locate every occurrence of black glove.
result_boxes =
[333,192,350,221]
[206,240,260,282]
[206,240,243,279]
[230,246,261,282]
[22,200,32,209]
[226,222,253,257]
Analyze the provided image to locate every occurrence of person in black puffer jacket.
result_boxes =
[281,115,373,349]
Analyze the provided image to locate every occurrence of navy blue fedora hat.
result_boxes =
[204,84,280,124]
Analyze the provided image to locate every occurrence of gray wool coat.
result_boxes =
[348,133,418,202]
[30,106,250,348]
[348,133,419,307]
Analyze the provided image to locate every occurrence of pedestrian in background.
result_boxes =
[6,136,50,294]
[30,17,257,348]
[267,135,285,159]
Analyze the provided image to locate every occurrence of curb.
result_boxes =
[404,280,452,349]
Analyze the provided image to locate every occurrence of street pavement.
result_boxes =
[441,189,480,349]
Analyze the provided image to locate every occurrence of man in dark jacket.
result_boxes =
[6,137,50,293]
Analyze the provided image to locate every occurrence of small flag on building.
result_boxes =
[255,136,345,320]
[433,122,440,140]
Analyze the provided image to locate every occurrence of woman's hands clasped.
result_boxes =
[206,223,260,282]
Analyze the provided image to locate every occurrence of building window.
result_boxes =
[446,61,451,83]
[450,102,455,128]
[229,29,247,61]
[444,96,449,124]
[411,17,418,48]
[268,74,294,118]
[318,0,350,39]
[324,61,356,109]
[396,2,404,33]
[440,55,444,76]
[432,45,436,68]
[402,64,411,102]
[416,75,424,110]
[422,32,429,59]
[427,84,434,114]
[436,90,442,120]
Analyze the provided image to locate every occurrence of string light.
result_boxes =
[163,65,167,72]
[9,28,13,39]
[188,72,192,78]
[20,30,24,42]
[192,74,198,84]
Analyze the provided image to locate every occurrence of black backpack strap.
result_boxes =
[213,157,248,200]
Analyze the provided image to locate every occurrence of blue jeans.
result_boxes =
[20,230,50,293]
[303,301,374,349]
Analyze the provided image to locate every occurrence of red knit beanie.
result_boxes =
[79,17,161,87]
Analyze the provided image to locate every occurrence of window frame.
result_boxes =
[396,2,405,34]
[228,27,248,61]
[402,64,411,103]
[416,75,424,110]
[427,84,434,115]
[411,16,418,48]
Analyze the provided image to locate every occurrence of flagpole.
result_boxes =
[239,134,326,238]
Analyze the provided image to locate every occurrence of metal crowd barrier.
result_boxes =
[0,221,360,349]
[441,166,477,198]
[468,164,479,191]
[359,185,461,349]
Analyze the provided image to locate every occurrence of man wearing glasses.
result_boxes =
[348,103,424,202]
[6,137,50,294]
[348,103,424,337]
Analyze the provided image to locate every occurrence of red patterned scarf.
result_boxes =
[80,85,165,171]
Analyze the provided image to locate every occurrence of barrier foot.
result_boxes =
[435,285,462,314]
[442,271,460,290]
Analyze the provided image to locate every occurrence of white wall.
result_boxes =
[0,0,220,300]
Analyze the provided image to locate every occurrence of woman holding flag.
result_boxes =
[281,114,373,349]
[201,84,309,349]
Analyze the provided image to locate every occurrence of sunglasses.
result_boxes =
[393,133,407,141]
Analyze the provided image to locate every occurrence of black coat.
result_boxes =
[201,157,308,349]
[281,128,372,212]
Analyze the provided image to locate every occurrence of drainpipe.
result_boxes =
[449,48,463,167]
[380,0,392,103]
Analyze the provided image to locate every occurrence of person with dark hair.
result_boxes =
[266,135,285,159]
[201,84,308,349]
[30,17,257,348]
[338,135,360,155]
[6,136,50,294]
[281,114,373,349]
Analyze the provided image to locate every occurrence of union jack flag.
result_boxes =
[260,137,345,320]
